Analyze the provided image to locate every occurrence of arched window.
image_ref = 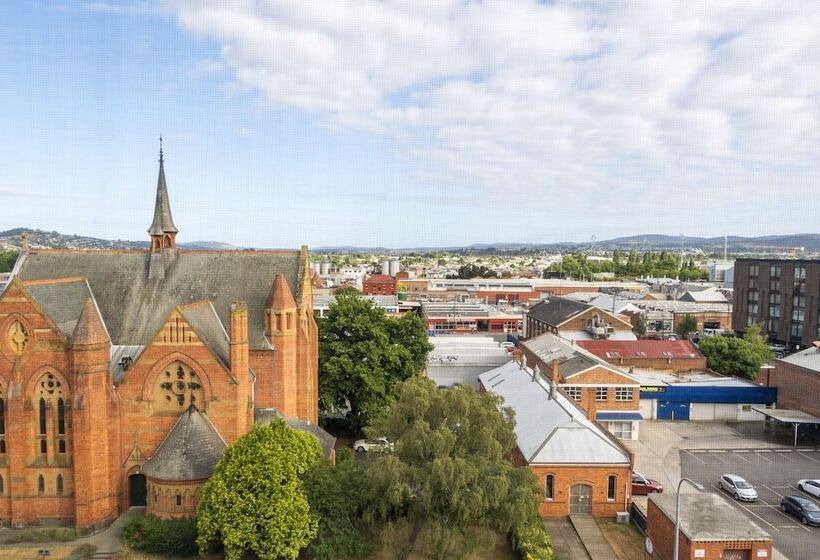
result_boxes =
[545,474,555,501]
[34,372,69,456]
[154,361,204,413]
[0,474,4,495]
[0,386,6,454]
[607,475,617,501]
[176,493,182,507]
[37,475,45,495]
[56,474,64,495]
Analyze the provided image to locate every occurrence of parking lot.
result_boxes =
[681,447,820,560]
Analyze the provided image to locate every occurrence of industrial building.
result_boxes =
[425,336,511,389]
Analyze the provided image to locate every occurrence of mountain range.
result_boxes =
[2,228,819,255]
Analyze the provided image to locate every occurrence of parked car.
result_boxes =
[353,437,393,453]
[719,474,758,501]
[797,479,820,498]
[780,495,820,526]
[632,472,663,495]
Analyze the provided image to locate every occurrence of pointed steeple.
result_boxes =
[266,274,296,310]
[72,297,111,346]
[149,138,178,254]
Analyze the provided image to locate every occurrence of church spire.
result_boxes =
[149,137,178,252]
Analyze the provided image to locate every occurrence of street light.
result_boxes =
[674,477,704,560]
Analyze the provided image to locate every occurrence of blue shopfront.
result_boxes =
[640,384,777,421]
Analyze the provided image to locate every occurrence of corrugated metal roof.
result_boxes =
[478,361,630,465]
[577,339,702,359]
[779,347,820,373]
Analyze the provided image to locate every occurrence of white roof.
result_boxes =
[478,361,631,465]
[779,347,820,373]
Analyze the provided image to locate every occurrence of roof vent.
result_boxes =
[120,356,133,372]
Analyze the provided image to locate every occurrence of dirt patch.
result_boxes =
[595,519,646,560]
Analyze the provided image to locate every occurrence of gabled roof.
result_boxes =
[521,332,640,383]
[478,361,630,465]
[577,339,703,360]
[142,405,226,481]
[23,278,94,339]
[16,249,304,349]
[179,301,229,366]
[526,297,591,327]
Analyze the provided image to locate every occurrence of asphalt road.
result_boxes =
[681,447,820,560]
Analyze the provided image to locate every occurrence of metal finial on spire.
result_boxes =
[159,135,164,164]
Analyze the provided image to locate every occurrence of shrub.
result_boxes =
[67,544,97,560]
[124,514,198,556]
[511,523,554,560]
[0,527,83,544]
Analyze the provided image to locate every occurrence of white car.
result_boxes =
[719,474,758,502]
[353,437,393,453]
[797,479,820,498]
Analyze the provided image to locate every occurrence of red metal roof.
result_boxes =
[576,339,702,359]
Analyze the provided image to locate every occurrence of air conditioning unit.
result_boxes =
[616,511,630,524]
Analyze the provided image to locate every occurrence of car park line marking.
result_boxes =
[754,452,774,463]
[710,484,780,533]
[763,484,785,498]
[732,452,752,463]
[798,451,820,464]
[683,450,706,464]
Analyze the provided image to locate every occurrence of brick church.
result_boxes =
[0,149,324,528]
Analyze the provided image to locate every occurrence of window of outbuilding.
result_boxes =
[545,475,554,500]
[607,475,616,501]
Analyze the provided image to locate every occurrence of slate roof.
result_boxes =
[526,297,591,327]
[15,249,305,350]
[142,405,227,481]
[23,278,94,339]
[148,157,178,235]
[478,361,631,465]
[179,301,230,366]
[254,408,336,459]
[72,297,111,345]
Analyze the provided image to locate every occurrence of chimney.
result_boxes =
[549,360,560,399]
[533,365,541,383]
[512,348,524,365]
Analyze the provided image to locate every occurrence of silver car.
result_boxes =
[353,437,394,453]
[797,479,820,498]
[719,474,758,502]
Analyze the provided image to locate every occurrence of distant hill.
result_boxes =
[0,229,241,251]
[2,228,819,255]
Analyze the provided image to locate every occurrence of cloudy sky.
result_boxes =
[1,1,819,248]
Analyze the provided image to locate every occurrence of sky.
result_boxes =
[1,1,819,249]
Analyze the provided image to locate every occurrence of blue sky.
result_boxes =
[1,1,819,248]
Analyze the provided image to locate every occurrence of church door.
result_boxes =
[129,474,147,507]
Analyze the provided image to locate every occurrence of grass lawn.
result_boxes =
[0,545,86,560]
[595,519,647,560]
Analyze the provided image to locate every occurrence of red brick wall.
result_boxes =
[529,462,632,518]
[766,359,820,417]
[598,355,706,373]
[647,499,772,560]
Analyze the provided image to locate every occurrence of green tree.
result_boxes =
[698,325,772,380]
[365,377,551,559]
[631,314,647,338]
[0,250,19,273]
[319,290,433,430]
[303,449,370,560]
[675,314,698,339]
[196,420,323,560]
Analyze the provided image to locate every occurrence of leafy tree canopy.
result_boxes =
[196,420,323,560]
[675,314,698,339]
[318,290,433,430]
[543,250,708,281]
[364,377,547,558]
[698,324,772,380]
[0,250,19,273]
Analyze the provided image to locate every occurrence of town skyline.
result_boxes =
[2,1,819,247]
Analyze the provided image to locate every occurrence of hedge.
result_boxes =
[510,523,555,560]
[123,514,198,556]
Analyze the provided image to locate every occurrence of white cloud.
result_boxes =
[166,0,820,236]
[0,187,56,199]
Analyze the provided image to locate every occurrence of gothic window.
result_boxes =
[155,361,204,412]
[0,474,3,495]
[7,320,28,356]
[56,474,63,495]
[37,475,45,495]
[35,372,69,457]
[176,493,182,507]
